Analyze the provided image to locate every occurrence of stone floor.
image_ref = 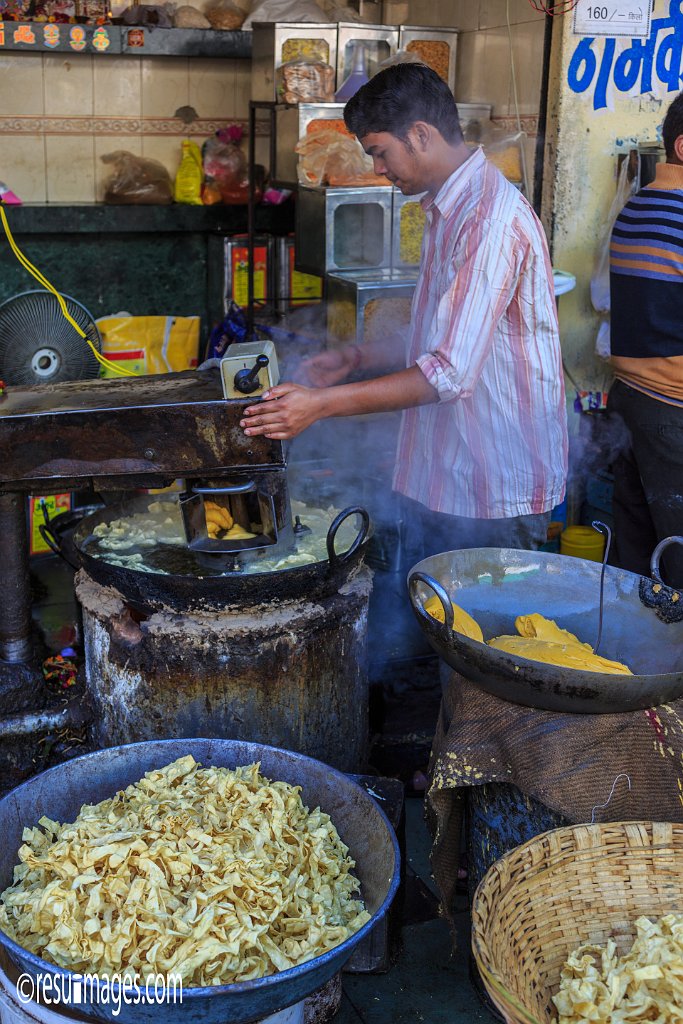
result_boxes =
[337,797,496,1024]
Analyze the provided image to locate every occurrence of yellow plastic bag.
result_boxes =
[174,140,203,206]
[96,314,200,377]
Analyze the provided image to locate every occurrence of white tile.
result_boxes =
[232,59,251,120]
[0,53,44,116]
[483,27,513,115]
[456,28,505,107]
[45,134,95,201]
[141,57,189,117]
[508,18,545,115]
[189,58,238,120]
[0,135,47,202]
[43,53,94,116]
[141,135,183,181]
[94,56,141,117]
[508,0,545,23]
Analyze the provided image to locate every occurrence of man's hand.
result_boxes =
[299,346,359,387]
[240,383,326,440]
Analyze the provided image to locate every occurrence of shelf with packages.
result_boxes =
[0,21,251,57]
[0,201,295,349]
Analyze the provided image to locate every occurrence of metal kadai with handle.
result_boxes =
[0,348,373,774]
[408,539,683,714]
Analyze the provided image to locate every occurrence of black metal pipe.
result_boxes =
[0,492,33,663]
[533,12,553,218]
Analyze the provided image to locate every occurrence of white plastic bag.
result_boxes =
[590,155,636,315]
[243,0,326,28]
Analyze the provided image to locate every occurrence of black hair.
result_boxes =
[663,90,683,160]
[344,63,463,145]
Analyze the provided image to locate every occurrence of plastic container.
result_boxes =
[334,42,369,102]
[560,525,605,562]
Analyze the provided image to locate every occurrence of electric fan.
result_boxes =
[0,289,101,386]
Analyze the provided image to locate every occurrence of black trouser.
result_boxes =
[607,378,683,587]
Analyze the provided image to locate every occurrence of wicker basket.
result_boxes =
[471,822,683,1024]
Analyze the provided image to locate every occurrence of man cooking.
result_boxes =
[241,63,568,555]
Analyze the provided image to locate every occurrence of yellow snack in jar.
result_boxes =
[281,38,329,64]
[399,201,427,264]
[406,39,451,82]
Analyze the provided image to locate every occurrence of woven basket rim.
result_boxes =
[471,820,683,1024]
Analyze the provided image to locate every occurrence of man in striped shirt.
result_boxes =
[608,91,683,586]
[242,64,567,556]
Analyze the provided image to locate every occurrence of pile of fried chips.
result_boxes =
[0,756,370,986]
[553,914,683,1024]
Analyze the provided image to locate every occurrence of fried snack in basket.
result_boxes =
[553,913,683,1024]
[0,757,370,987]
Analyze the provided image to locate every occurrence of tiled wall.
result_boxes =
[0,0,546,203]
[407,0,546,186]
[0,52,252,201]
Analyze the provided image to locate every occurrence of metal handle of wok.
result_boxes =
[191,482,255,495]
[38,522,80,570]
[408,571,452,642]
[650,536,683,587]
[326,506,370,567]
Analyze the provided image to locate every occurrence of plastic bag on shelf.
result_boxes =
[120,3,175,25]
[101,151,173,205]
[279,59,335,103]
[243,0,327,29]
[174,139,203,205]
[173,5,211,26]
[296,127,389,187]
[203,0,246,29]
[201,125,248,204]
[590,154,635,315]
[480,126,525,184]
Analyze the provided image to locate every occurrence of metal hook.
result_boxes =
[591,520,612,655]
[590,773,632,824]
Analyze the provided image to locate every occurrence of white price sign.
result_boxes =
[573,0,652,37]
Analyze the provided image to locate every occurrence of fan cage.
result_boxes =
[0,290,102,387]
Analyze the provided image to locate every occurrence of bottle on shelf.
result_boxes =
[335,42,370,102]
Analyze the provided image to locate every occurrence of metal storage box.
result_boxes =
[223,235,274,311]
[398,26,458,92]
[275,236,323,315]
[251,21,338,102]
[336,22,398,83]
[326,268,417,347]
[295,185,393,276]
[391,189,427,269]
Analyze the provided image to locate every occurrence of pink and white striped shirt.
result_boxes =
[393,147,568,519]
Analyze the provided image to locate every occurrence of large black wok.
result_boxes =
[408,545,683,714]
[61,496,370,613]
[0,739,400,1024]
